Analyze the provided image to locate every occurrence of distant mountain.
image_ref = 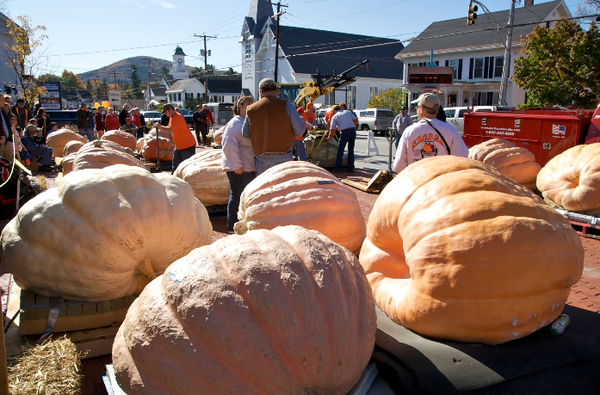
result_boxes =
[77,56,192,85]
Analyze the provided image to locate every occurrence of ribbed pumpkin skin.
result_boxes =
[141,137,174,162]
[235,161,366,255]
[360,156,584,344]
[113,225,376,395]
[173,150,230,206]
[70,140,145,174]
[469,139,541,190]
[101,130,137,150]
[61,152,76,175]
[213,127,224,145]
[537,143,600,213]
[62,140,85,157]
[135,137,145,152]
[0,165,213,302]
[47,129,88,157]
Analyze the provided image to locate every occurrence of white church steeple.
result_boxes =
[172,46,189,80]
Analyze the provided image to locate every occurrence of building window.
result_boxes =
[369,87,379,99]
[473,58,484,78]
[494,57,504,78]
[245,44,252,60]
[448,59,459,79]
[178,93,182,102]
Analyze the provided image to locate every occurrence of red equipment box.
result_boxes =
[463,108,594,167]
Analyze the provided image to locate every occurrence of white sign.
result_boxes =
[108,90,122,107]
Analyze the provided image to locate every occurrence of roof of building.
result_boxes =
[399,0,566,57]
[277,25,405,80]
[150,84,167,96]
[174,46,186,56]
[165,78,202,93]
[246,0,273,38]
[198,77,242,94]
[162,74,176,87]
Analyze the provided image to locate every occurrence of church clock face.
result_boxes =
[177,58,183,63]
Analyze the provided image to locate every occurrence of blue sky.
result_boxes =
[3,0,588,77]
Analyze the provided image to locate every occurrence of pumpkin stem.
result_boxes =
[233,220,248,235]
[135,260,158,287]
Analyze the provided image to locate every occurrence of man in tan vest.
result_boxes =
[242,78,306,175]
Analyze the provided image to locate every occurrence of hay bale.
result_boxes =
[8,335,82,395]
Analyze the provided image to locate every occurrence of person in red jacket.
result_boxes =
[94,107,106,138]
[104,108,120,131]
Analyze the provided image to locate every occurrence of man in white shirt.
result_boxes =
[327,102,358,173]
[393,93,468,173]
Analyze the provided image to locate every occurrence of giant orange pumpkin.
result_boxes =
[469,138,541,190]
[235,161,365,255]
[113,225,376,394]
[536,143,600,213]
[173,150,230,206]
[141,137,174,162]
[360,156,584,344]
[1,165,213,302]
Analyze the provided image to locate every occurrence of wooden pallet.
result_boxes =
[341,170,393,193]
[5,282,135,359]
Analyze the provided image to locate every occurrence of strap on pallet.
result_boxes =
[37,297,61,344]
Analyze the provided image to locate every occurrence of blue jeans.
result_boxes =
[79,128,94,142]
[226,171,255,232]
[172,146,195,174]
[27,145,53,166]
[293,139,307,161]
[254,151,293,175]
[336,128,356,171]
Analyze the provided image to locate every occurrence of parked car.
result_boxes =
[353,108,396,135]
[444,106,512,136]
[178,108,194,126]
[45,110,78,128]
[141,111,162,127]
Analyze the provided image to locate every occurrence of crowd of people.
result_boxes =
[0,83,468,235]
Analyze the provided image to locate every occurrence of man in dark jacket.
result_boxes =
[77,103,93,141]
[12,98,31,130]
[119,104,130,126]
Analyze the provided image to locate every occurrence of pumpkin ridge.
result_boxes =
[237,231,323,389]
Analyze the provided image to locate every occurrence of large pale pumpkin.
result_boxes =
[234,161,365,255]
[64,140,145,175]
[46,129,88,157]
[213,126,224,145]
[1,165,212,302]
[537,143,600,213]
[360,156,584,344]
[173,150,230,206]
[101,130,137,150]
[62,140,85,157]
[113,225,376,395]
[469,138,541,190]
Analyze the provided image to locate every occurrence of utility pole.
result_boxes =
[499,0,516,106]
[194,34,217,102]
[272,2,288,83]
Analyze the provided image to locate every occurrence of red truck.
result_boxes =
[463,106,598,166]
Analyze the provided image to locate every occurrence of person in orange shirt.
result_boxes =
[154,103,196,173]
[324,105,339,137]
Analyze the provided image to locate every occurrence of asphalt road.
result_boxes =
[353,130,397,172]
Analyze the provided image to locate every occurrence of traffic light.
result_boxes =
[467,2,478,25]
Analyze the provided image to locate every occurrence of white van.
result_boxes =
[444,106,511,136]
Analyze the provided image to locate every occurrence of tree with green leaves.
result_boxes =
[512,20,600,108]
[224,67,237,76]
[61,70,85,89]
[367,87,408,115]
[4,15,48,107]
[95,80,109,101]
[129,64,143,99]
[39,73,61,83]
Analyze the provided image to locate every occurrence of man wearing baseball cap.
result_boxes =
[242,78,305,175]
[155,103,196,173]
[392,93,468,173]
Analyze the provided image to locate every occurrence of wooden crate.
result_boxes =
[17,287,137,336]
